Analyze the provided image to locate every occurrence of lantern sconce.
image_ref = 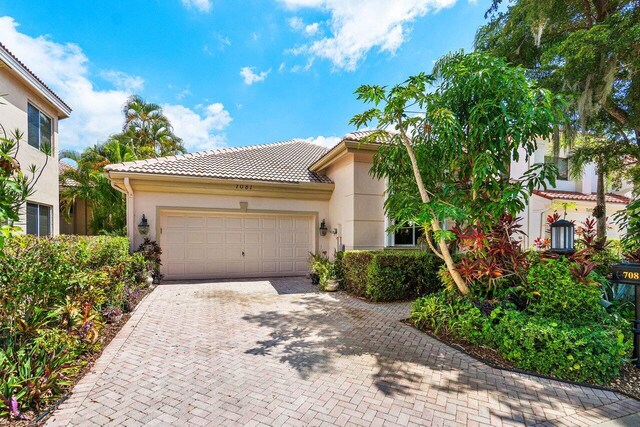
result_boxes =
[550,219,575,255]
[319,219,328,236]
[138,214,150,236]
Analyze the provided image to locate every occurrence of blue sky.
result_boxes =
[0,0,490,152]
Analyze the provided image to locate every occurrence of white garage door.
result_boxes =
[160,211,314,280]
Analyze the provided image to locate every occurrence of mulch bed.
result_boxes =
[403,319,640,401]
[1,286,156,427]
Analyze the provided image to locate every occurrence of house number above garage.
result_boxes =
[236,184,254,190]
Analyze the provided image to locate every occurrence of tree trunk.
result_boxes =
[595,159,607,246]
[397,129,471,295]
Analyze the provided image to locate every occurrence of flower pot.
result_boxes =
[325,279,339,292]
[146,275,154,286]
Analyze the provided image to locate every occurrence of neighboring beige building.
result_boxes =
[514,140,630,246]
[0,42,71,236]
[105,131,630,281]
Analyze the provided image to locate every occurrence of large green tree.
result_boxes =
[351,52,564,294]
[476,0,640,245]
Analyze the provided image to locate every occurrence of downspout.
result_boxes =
[108,174,135,251]
[123,177,135,252]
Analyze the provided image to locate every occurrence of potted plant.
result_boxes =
[324,264,339,291]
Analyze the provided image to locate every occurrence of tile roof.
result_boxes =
[0,42,71,113]
[342,129,393,143]
[105,139,333,184]
[533,189,630,204]
[59,161,79,187]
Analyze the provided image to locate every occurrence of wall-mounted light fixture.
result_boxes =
[319,219,328,236]
[138,214,150,236]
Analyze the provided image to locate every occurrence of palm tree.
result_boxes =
[59,140,138,234]
[121,95,185,156]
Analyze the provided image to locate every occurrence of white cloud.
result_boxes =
[0,16,132,150]
[289,16,320,36]
[239,66,271,85]
[0,16,231,153]
[100,70,145,92]
[162,103,232,152]
[303,135,341,148]
[180,0,212,13]
[278,0,457,70]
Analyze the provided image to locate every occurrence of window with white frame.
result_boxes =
[390,222,425,246]
[27,103,52,152]
[26,202,52,236]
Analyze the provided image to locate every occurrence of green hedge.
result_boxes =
[0,235,152,419]
[341,250,443,302]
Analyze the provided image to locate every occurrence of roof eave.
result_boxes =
[309,140,380,172]
[0,48,72,118]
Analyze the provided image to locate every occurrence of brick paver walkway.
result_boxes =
[46,278,640,426]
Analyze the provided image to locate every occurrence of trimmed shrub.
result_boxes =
[342,250,443,302]
[341,251,374,297]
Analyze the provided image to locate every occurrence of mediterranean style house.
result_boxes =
[0,42,71,236]
[105,130,630,281]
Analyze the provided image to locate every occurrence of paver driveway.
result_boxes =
[47,278,640,427]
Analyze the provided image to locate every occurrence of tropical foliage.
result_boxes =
[60,95,185,234]
[476,0,640,249]
[0,131,33,248]
[350,51,565,294]
[0,236,156,420]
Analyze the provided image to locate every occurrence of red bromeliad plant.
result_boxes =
[452,215,529,291]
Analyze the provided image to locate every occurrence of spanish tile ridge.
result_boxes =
[0,42,71,112]
[533,189,630,204]
[104,138,325,171]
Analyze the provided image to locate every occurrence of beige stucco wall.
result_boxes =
[522,194,627,247]
[128,189,332,254]
[323,151,386,252]
[0,68,60,235]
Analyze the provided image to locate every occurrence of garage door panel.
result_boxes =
[295,232,310,244]
[206,216,224,228]
[166,245,185,260]
[161,211,313,280]
[186,263,206,275]
[295,247,309,258]
[245,231,260,244]
[206,231,224,244]
[262,218,276,229]
[166,215,186,227]
[226,217,243,228]
[279,261,294,272]
[186,231,205,243]
[225,231,243,243]
[206,247,224,260]
[186,216,205,228]
[165,231,185,244]
[186,247,206,260]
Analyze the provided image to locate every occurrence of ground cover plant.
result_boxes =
[0,235,157,421]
